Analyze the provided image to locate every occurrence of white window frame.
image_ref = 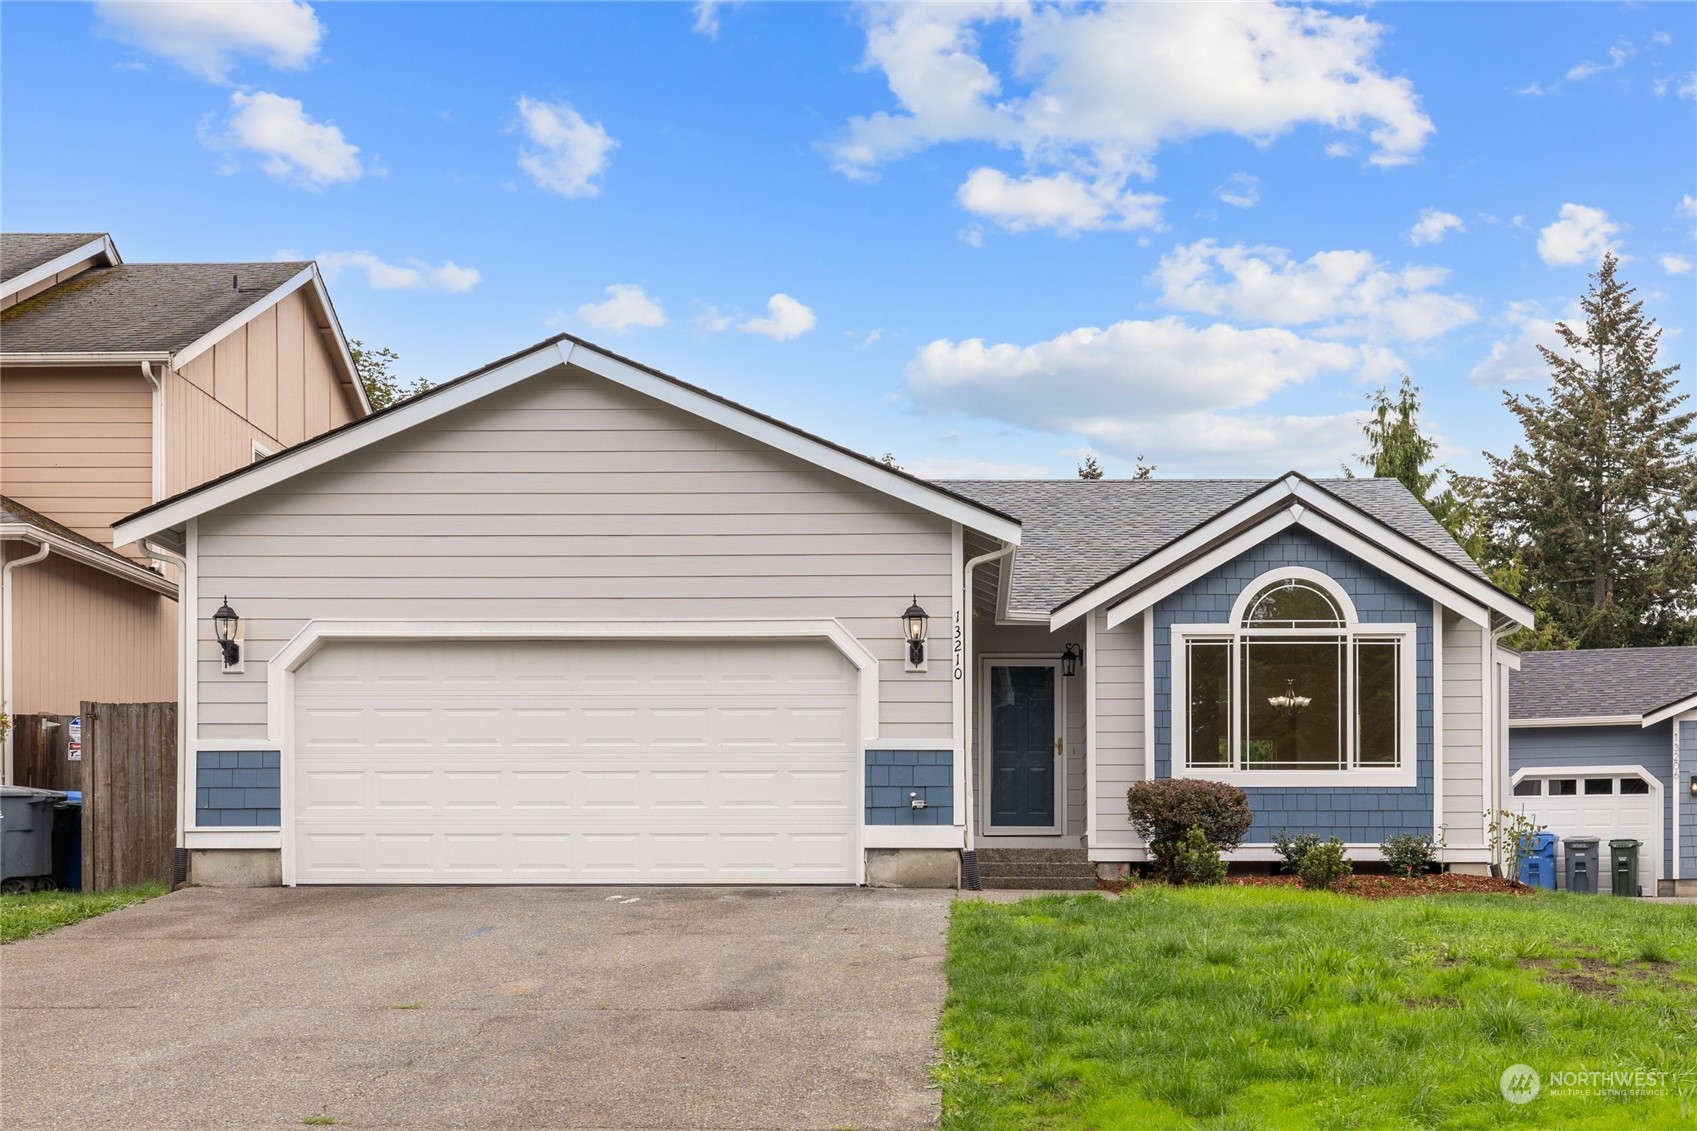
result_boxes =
[252,439,273,464]
[1172,568,1418,787]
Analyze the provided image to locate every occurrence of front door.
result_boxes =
[988,664,1057,828]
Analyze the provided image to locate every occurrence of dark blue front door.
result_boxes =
[989,665,1056,827]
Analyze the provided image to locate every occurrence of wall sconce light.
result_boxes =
[1061,643,1082,677]
[901,597,929,668]
[1690,775,1696,798]
[213,597,241,669]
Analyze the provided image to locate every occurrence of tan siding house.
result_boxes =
[0,232,367,772]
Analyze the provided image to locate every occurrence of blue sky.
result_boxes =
[4,1,1694,479]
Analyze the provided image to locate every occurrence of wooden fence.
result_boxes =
[12,703,176,890]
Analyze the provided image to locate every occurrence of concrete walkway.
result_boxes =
[0,886,951,1130]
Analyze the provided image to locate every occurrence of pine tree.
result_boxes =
[1479,253,1697,648]
[1077,455,1104,480]
[1346,376,1475,548]
[1132,455,1156,480]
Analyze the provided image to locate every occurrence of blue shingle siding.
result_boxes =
[865,751,953,825]
[1510,722,1676,876]
[196,750,281,827]
[1683,722,1696,879]
[1152,528,1434,841]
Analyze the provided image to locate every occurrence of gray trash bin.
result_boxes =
[1564,836,1600,894]
[1,786,67,892]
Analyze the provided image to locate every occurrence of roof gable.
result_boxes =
[112,335,1022,549]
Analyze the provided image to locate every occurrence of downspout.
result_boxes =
[961,540,1016,890]
[1,539,52,784]
[141,535,190,886]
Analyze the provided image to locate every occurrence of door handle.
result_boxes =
[1055,739,1063,756]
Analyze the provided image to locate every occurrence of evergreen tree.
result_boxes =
[1346,376,1474,547]
[1479,253,1697,648]
[1132,454,1156,480]
[1077,455,1104,480]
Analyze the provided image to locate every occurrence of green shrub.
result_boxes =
[1272,830,1321,874]
[1381,833,1437,877]
[1169,825,1227,886]
[1297,838,1352,890]
[1126,779,1252,881]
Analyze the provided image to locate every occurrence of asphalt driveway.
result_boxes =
[0,886,951,1130]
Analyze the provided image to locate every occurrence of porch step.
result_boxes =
[973,847,1098,891]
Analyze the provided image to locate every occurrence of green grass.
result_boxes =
[938,887,1697,1129]
[0,884,168,944]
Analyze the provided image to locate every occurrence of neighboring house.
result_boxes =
[111,334,1531,888]
[1,232,369,780]
[1509,648,1696,896]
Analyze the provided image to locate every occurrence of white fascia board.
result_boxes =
[1509,715,1642,729]
[0,351,170,366]
[1496,647,1522,671]
[171,265,316,371]
[1644,694,1697,728]
[0,235,118,302]
[567,347,1023,545]
[1053,479,1299,629]
[1291,509,1498,628]
[111,342,571,548]
[0,525,177,598]
[1099,509,1300,630]
[300,269,372,417]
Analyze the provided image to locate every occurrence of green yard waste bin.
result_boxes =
[1609,839,1641,897]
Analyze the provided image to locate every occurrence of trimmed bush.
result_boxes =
[1381,833,1438,878]
[1169,825,1227,885]
[1127,779,1252,881]
[1272,830,1322,875]
[1298,838,1352,890]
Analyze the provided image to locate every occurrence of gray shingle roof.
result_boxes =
[1,233,107,282]
[1510,647,1697,721]
[933,476,1489,614]
[1,493,146,572]
[1,261,308,355]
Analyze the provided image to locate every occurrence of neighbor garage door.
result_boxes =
[1511,770,1661,888]
[289,638,860,884]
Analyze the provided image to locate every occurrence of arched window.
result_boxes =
[1176,568,1413,779]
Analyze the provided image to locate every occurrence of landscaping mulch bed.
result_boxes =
[1098,872,1534,899]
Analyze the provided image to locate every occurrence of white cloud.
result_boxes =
[692,303,734,333]
[208,91,360,187]
[1408,208,1464,246]
[1323,141,1355,158]
[96,0,321,83]
[1467,300,1581,387]
[1537,203,1620,266]
[956,168,1163,234]
[905,456,1053,479]
[1152,240,1477,342]
[1566,40,1634,82]
[317,251,480,293]
[903,317,1400,474]
[577,284,667,332]
[831,1,1434,203]
[691,1,740,38]
[1215,172,1259,209]
[515,97,616,198]
[738,294,816,341]
[1661,254,1693,276]
[1680,195,1697,220]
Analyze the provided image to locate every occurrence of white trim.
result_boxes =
[1510,764,1664,888]
[1645,694,1697,728]
[1071,477,1528,632]
[171,266,317,371]
[863,825,964,849]
[251,439,273,464]
[1142,608,1155,784]
[1093,509,1299,631]
[114,337,1021,550]
[1085,609,1098,849]
[1510,715,1643,729]
[1226,565,1357,626]
[1432,600,1445,856]
[977,655,1066,836]
[863,738,962,752]
[1495,646,1522,672]
[0,234,118,303]
[183,829,280,850]
[0,525,177,598]
[0,351,169,366]
[950,524,967,826]
[1,539,52,783]
[148,363,166,501]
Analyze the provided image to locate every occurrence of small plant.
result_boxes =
[1486,809,1545,884]
[1127,779,1252,881]
[1168,825,1227,886]
[302,1119,337,1127]
[1272,830,1321,874]
[1298,838,1352,890]
[1381,833,1438,878]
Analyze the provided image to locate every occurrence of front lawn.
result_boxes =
[0,884,168,944]
[939,887,1697,1129]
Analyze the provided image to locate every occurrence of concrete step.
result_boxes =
[976,861,1100,878]
[975,848,1089,864]
[976,876,1099,891]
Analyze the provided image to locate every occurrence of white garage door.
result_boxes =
[289,638,860,884]
[1511,770,1660,889]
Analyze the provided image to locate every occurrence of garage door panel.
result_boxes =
[1517,772,1661,889]
[291,638,860,884]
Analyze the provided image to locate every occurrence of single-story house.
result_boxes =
[1509,647,1696,896]
[112,334,1533,887]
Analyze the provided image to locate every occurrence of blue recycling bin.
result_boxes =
[52,791,83,892]
[1518,831,1559,890]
